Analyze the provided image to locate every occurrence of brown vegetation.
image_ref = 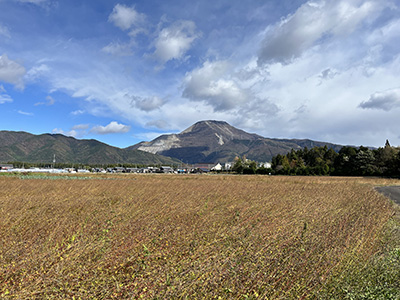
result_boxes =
[0,174,397,299]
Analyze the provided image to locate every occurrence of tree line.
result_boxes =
[233,140,400,177]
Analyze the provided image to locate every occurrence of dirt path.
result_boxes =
[376,186,400,206]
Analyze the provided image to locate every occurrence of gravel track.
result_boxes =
[376,186,400,206]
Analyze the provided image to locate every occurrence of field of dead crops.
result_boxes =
[0,174,398,299]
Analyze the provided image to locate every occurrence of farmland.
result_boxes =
[0,174,399,299]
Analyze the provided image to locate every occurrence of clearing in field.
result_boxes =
[0,174,398,299]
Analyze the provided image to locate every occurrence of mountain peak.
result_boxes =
[180,120,230,134]
[131,120,263,163]
[180,120,258,141]
[130,120,343,163]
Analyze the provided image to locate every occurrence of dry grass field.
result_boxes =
[0,174,398,299]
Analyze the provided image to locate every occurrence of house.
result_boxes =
[113,167,125,173]
[192,164,211,173]
[147,167,161,173]
[92,168,106,173]
[0,164,13,171]
[192,167,208,173]
[211,163,223,171]
[193,163,214,172]
[259,162,272,169]
[161,166,174,173]
[224,162,233,170]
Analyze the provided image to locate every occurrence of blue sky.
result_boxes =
[1,0,400,148]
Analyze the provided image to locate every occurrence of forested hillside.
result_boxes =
[0,131,181,165]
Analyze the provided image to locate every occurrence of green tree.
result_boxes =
[232,157,244,174]
[243,160,257,174]
[333,146,357,175]
[374,141,398,176]
[355,148,377,176]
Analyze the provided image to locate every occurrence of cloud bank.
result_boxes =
[91,121,131,135]
[153,20,201,63]
[258,0,385,65]
[108,4,145,31]
[359,88,400,111]
[1,0,400,148]
[0,54,26,89]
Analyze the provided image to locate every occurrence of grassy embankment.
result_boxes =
[0,174,399,299]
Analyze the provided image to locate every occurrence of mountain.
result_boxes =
[129,120,343,163]
[0,131,181,165]
[0,122,344,165]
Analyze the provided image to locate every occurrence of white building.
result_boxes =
[211,163,223,171]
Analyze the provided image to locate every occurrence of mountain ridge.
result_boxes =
[129,120,343,163]
[0,130,181,165]
[1,121,344,165]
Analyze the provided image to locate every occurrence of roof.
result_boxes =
[0,164,13,168]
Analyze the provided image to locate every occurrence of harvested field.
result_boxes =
[0,175,397,299]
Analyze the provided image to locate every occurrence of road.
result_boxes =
[376,186,400,206]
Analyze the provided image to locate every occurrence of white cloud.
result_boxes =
[35,95,55,106]
[182,60,248,111]
[25,64,50,82]
[52,128,77,137]
[71,124,89,130]
[243,45,400,146]
[104,5,148,57]
[17,110,33,116]
[377,18,400,42]
[359,88,400,111]
[15,0,55,10]
[258,0,385,65]
[0,24,10,38]
[45,55,142,121]
[6,0,398,148]
[52,124,90,138]
[153,20,201,63]
[0,93,12,104]
[90,121,131,135]
[16,0,48,4]
[133,130,170,142]
[319,68,339,81]
[0,54,26,89]
[0,85,12,104]
[102,42,134,56]
[145,119,170,130]
[134,96,165,112]
[71,124,89,137]
[108,4,145,31]
[366,18,400,64]
[70,110,85,116]
[46,95,55,105]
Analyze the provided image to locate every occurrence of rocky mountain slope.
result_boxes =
[129,120,343,163]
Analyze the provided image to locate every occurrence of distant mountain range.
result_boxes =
[129,120,343,164]
[0,121,343,165]
[0,131,180,165]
